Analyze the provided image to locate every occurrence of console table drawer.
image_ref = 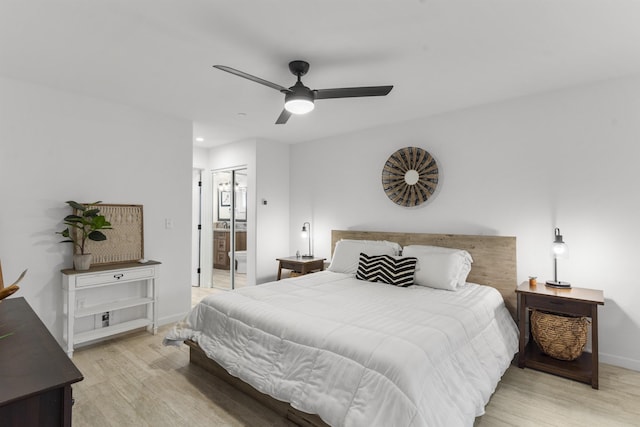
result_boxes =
[75,267,155,287]
[526,294,592,316]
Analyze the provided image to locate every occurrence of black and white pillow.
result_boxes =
[355,252,417,287]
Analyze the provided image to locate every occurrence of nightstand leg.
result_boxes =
[591,305,599,389]
[67,287,75,358]
[518,293,526,368]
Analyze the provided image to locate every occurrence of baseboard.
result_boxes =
[600,352,640,372]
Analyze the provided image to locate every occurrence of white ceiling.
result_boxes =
[1,1,640,148]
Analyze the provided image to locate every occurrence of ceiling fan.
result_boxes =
[213,60,393,124]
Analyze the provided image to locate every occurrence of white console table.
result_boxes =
[61,260,160,357]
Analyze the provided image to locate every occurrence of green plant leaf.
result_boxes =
[58,201,109,249]
[93,216,110,228]
[66,201,86,211]
[88,230,107,241]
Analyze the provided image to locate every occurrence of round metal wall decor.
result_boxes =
[381,147,439,207]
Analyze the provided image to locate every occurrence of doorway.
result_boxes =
[212,167,248,290]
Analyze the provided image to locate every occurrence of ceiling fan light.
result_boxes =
[285,98,315,114]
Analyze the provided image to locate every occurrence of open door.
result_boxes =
[212,168,248,290]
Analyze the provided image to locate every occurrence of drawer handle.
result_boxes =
[114,274,124,280]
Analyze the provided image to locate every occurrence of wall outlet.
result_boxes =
[101,312,110,327]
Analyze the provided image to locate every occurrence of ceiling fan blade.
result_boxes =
[214,65,291,93]
[275,109,292,124]
[314,85,393,100]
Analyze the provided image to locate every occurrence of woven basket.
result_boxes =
[531,310,588,361]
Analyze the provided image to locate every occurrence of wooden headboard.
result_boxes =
[331,230,517,318]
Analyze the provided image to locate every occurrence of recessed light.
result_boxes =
[195,137,204,142]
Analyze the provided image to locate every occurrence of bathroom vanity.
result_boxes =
[213,229,247,270]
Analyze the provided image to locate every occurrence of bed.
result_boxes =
[165,230,519,427]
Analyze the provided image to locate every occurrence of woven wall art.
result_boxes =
[76,204,144,264]
[381,147,439,207]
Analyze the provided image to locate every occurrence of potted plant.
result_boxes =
[57,201,112,270]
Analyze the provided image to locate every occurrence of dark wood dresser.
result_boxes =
[0,297,84,426]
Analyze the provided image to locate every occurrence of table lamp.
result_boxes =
[545,227,571,288]
[301,222,313,258]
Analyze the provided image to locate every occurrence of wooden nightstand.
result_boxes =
[516,281,604,388]
[276,256,326,280]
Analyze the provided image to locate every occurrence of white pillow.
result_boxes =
[328,239,401,274]
[402,245,473,290]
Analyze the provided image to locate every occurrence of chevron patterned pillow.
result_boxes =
[355,252,418,287]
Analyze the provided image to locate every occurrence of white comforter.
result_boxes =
[165,271,518,427]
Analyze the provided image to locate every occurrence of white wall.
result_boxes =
[193,146,209,170]
[256,140,290,283]
[0,76,193,344]
[290,74,640,371]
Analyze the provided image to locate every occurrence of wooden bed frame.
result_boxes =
[186,230,517,426]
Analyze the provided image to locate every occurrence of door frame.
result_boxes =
[203,166,248,290]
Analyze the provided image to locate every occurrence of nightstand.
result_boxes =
[276,256,326,280]
[516,281,604,388]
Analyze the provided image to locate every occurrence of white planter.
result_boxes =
[73,254,92,271]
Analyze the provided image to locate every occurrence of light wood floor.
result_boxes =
[475,363,640,426]
[70,288,640,426]
[210,268,247,290]
[71,325,293,427]
[190,269,247,306]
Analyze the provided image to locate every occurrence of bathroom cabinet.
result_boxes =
[213,230,246,270]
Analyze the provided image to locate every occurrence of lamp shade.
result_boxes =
[284,82,315,114]
[546,227,570,288]
[551,228,568,258]
[301,222,312,257]
[285,98,314,114]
